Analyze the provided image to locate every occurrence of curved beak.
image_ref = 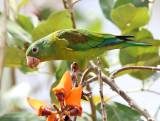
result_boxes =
[26,56,40,69]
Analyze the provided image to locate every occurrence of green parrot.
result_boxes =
[26,29,151,71]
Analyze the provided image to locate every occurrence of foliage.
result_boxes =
[0,0,160,121]
[32,10,73,41]
[0,112,45,121]
[97,102,144,121]
[111,3,150,33]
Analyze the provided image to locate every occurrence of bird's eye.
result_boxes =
[32,47,39,54]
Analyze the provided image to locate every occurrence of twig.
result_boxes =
[52,104,59,112]
[11,68,16,86]
[142,89,160,96]
[81,76,98,88]
[80,68,94,85]
[62,0,67,9]
[107,88,160,101]
[154,105,160,120]
[52,104,63,121]
[62,0,76,29]
[86,85,98,121]
[97,58,107,121]
[89,61,155,121]
[0,0,7,88]
[72,0,80,5]
[110,66,160,79]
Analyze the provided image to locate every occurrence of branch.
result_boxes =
[89,61,155,121]
[81,76,98,88]
[80,68,94,85]
[0,0,7,88]
[62,0,67,9]
[72,0,80,5]
[62,0,76,29]
[97,58,107,121]
[107,88,160,102]
[154,105,160,120]
[110,66,160,78]
[143,90,160,96]
[86,85,98,121]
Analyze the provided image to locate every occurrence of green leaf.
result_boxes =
[97,102,144,121]
[138,39,160,46]
[6,17,32,47]
[0,14,32,47]
[32,10,73,41]
[39,8,52,20]
[0,112,45,121]
[111,4,150,33]
[134,29,160,46]
[55,60,73,80]
[87,18,102,32]
[19,65,38,73]
[119,46,159,80]
[99,0,114,20]
[115,56,160,77]
[50,60,73,105]
[124,28,160,46]
[17,14,34,34]
[119,27,159,80]
[50,80,60,106]
[114,0,148,9]
[136,28,153,40]
[0,47,25,67]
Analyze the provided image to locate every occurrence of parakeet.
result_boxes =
[26,29,151,71]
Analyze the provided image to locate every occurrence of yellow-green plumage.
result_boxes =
[26,29,151,71]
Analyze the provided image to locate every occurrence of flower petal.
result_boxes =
[64,85,82,117]
[46,115,57,121]
[52,71,72,98]
[27,97,51,115]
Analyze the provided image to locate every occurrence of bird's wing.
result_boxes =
[55,29,134,50]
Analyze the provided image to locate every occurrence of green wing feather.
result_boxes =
[55,29,151,50]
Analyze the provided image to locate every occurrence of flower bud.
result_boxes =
[69,108,79,116]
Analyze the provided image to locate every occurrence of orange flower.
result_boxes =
[27,97,58,120]
[64,85,82,117]
[27,97,51,116]
[52,71,72,99]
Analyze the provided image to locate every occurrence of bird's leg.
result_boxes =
[71,62,82,88]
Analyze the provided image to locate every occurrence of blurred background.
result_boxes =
[0,0,160,121]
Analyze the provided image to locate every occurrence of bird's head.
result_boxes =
[26,36,56,69]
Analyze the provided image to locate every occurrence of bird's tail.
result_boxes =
[118,41,152,47]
